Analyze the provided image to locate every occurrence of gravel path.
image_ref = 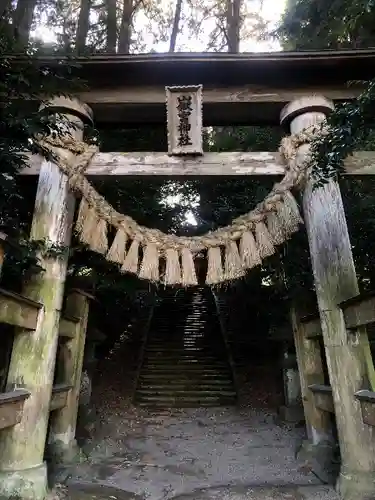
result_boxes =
[62,407,339,500]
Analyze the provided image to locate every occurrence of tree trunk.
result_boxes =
[169,0,183,52]
[226,0,241,53]
[13,0,37,46]
[118,0,133,54]
[105,0,117,53]
[76,0,91,54]
[0,0,12,19]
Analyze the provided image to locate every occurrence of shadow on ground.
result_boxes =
[55,407,339,500]
[61,483,339,500]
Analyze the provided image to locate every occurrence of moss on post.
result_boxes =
[281,97,375,500]
[0,232,7,279]
[0,98,93,500]
[48,290,93,464]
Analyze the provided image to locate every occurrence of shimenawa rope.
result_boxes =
[37,125,321,286]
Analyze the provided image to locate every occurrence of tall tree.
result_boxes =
[226,0,241,52]
[76,0,91,54]
[105,0,117,52]
[169,0,183,52]
[118,0,133,53]
[279,0,375,49]
[13,0,38,46]
[0,0,12,19]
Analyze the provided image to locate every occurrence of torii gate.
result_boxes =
[1,51,375,500]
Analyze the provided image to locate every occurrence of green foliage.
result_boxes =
[0,22,80,283]
[278,0,375,49]
[277,0,375,312]
[310,79,375,186]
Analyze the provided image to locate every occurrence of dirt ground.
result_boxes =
[53,406,339,500]
[53,318,339,500]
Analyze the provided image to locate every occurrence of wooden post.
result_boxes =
[0,97,93,500]
[48,289,93,463]
[0,232,7,279]
[279,342,304,423]
[290,307,333,444]
[281,96,375,500]
[290,307,336,483]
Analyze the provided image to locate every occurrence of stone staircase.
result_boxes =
[134,286,237,408]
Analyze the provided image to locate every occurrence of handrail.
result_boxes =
[212,290,239,401]
[132,298,156,403]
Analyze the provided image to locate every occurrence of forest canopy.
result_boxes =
[2,0,375,336]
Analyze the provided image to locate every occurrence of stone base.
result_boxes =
[46,440,87,488]
[0,463,47,500]
[278,404,305,423]
[297,439,339,485]
[46,438,83,465]
[338,468,375,500]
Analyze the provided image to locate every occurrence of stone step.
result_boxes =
[143,359,228,365]
[143,357,221,362]
[137,389,236,397]
[147,339,217,344]
[145,347,215,352]
[138,382,233,391]
[135,396,236,407]
[143,361,226,366]
[141,366,231,373]
[139,374,232,381]
[147,340,212,344]
[147,339,210,343]
[135,289,236,408]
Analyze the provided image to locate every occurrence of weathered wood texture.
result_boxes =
[48,290,91,462]
[309,385,335,414]
[77,85,363,126]
[283,96,375,498]
[290,308,333,445]
[341,293,375,329]
[0,390,30,430]
[0,98,92,499]
[0,233,6,278]
[301,314,323,339]
[0,288,42,330]
[31,51,375,125]
[59,314,80,339]
[49,384,72,412]
[340,294,375,390]
[355,390,375,427]
[79,85,362,106]
[21,151,375,177]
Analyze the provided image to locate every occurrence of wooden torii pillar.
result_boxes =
[0,97,92,500]
[281,96,375,500]
[6,78,375,500]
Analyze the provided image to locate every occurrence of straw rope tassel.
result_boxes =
[280,191,304,233]
[40,127,320,286]
[164,248,182,285]
[121,239,140,274]
[255,221,275,258]
[91,217,108,255]
[181,248,198,286]
[107,227,128,264]
[76,197,90,234]
[240,231,261,269]
[224,241,245,281]
[139,243,160,281]
[266,209,285,245]
[76,198,108,254]
[206,247,224,285]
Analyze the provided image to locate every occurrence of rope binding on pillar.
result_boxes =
[37,125,323,287]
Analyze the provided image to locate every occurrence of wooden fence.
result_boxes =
[0,233,92,434]
[296,292,375,429]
